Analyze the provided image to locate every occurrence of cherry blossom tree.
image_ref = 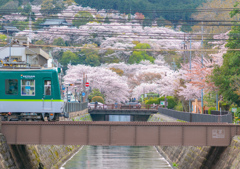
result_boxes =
[63,64,130,103]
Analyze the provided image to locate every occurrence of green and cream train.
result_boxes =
[0,67,65,121]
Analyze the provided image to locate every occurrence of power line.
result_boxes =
[0,8,239,13]
[0,42,231,52]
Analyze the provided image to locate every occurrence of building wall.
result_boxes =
[0,47,26,61]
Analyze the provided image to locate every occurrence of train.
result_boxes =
[0,66,66,121]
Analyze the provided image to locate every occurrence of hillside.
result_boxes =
[76,0,206,21]
[0,0,206,22]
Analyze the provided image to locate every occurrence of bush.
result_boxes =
[174,101,183,111]
[145,98,159,104]
[208,107,216,114]
[157,96,177,109]
[91,96,104,103]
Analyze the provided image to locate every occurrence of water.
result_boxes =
[61,115,172,169]
[62,146,172,169]
[109,115,131,121]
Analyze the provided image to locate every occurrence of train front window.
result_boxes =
[21,80,35,96]
[44,80,51,95]
[5,79,18,95]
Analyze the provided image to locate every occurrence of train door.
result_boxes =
[42,79,52,110]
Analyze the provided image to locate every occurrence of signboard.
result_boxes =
[82,92,85,96]
[85,82,89,87]
[232,108,237,113]
[212,129,225,138]
[160,101,165,106]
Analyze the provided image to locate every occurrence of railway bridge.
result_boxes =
[1,121,240,146]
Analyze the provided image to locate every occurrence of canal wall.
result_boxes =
[0,109,90,169]
[149,113,240,169]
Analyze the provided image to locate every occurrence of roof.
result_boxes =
[25,48,50,60]
[40,19,72,26]
[3,26,20,32]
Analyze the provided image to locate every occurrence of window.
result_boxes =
[44,80,51,95]
[21,80,35,96]
[5,79,18,95]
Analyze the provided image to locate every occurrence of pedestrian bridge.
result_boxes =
[1,121,239,146]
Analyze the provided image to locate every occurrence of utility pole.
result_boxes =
[201,22,204,114]
[189,36,192,113]
[183,33,186,64]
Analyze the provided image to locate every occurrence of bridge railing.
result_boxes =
[158,107,233,123]
[64,102,88,113]
[89,103,158,110]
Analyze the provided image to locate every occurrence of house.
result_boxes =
[40,19,72,28]
[0,26,20,36]
[0,36,50,67]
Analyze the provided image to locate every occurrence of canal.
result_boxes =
[61,115,172,169]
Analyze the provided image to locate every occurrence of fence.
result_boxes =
[158,107,232,123]
[64,102,88,113]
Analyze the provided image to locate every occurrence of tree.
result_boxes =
[85,54,101,67]
[40,0,64,15]
[72,11,94,27]
[89,89,105,101]
[104,16,111,24]
[128,43,155,64]
[53,37,66,46]
[135,12,145,25]
[60,50,79,68]
[143,17,152,27]
[92,96,104,103]
[64,65,130,103]
[81,44,101,66]
[211,4,240,106]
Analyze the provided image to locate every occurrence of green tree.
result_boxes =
[53,37,66,46]
[85,54,101,67]
[60,50,79,67]
[40,0,64,15]
[72,11,94,27]
[81,44,101,66]
[104,16,111,24]
[128,43,155,64]
[143,16,152,27]
[88,89,105,101]
[211,4,240,106]
[92,96,104,103]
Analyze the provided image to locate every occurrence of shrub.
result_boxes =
[92,96,104,103]
[208,107,216,114]
[174,101,183,111]
[157,96,177,109]
[145,98,159,104]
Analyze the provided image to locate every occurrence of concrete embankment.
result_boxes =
[0,109,90,169]
[149,113,240,169]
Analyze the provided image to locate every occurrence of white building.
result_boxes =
[0,36,49,67]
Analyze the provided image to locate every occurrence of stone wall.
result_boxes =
[0,134,17,169]
[1,109,90,169]
[149,113,240,169]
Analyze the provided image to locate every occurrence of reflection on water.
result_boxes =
[109,115,131,121]
[62,146,172,169]
[62,115,172,169]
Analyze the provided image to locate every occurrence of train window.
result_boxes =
[21,80,35,96]
[5,79,18,95]
[44,80,51,95]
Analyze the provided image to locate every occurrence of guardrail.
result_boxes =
[64,102,88,113]
[158,107,233,123]
[88,104,158,110]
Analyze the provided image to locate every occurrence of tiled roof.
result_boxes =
[3,26,19,32]
[40,19,72,26]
